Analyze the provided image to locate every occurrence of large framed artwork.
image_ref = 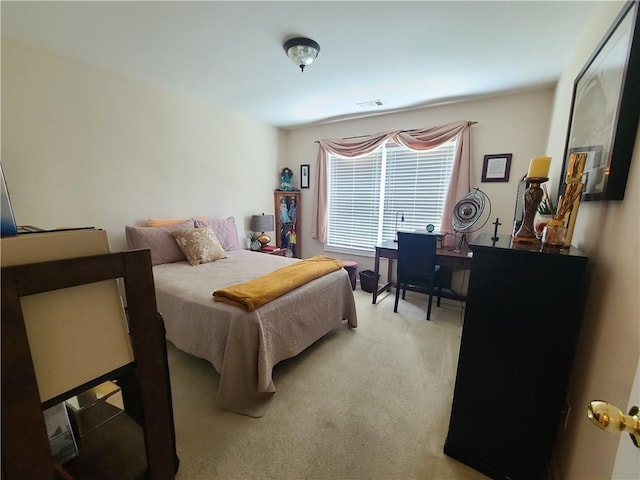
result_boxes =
[560,0,640,201]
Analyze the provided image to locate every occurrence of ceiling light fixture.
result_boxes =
[283,37,320,73]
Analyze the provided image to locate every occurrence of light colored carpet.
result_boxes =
[167,287,489,480]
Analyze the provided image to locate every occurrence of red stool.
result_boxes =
[342,260,358,291]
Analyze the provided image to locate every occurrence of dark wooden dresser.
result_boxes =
[444,233,589,480]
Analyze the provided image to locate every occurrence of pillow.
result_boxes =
[147,216,207,227]
[194,216,241,251]
[172,228,227,266]
[125,221,194,265]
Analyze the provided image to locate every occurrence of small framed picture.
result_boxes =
[300,164,310,189]
[44,402,79,465]
[481,153,512,182]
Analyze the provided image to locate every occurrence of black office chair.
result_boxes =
[394,231,442,320]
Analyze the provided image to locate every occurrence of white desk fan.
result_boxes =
[452,188,491,251]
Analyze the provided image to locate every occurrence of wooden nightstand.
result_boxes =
[258,247,287,256]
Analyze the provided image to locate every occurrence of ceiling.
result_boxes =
[1,1,603,129]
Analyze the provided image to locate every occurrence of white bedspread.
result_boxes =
[153,250,357,417]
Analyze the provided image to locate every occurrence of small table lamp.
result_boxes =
[251,214,275,246]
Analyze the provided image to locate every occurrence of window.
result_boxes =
[326,139,456,255]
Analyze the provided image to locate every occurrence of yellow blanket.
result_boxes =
[213,255,344,312]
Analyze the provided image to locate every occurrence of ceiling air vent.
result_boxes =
[356,99,384,109]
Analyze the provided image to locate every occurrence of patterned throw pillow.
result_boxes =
[172,228,227,266]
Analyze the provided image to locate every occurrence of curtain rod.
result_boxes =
[313,121,478,144]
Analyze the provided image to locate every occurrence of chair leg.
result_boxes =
[394,282,401,312]
[437,286,442,307]
[426,287,434,320]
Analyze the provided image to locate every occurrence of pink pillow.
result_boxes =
[194,216,241,251]
[147,216,207,227]
[125,221,194,265]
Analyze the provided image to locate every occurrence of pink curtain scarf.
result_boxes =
[312,121,473,247]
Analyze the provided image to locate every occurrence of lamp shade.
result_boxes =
[251,214,275,246]
[251,214,274,233]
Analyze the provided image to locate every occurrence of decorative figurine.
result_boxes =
[279,197,290,223]
[286,225,297,257]
[278,167,296,191]
[288,197,297,223]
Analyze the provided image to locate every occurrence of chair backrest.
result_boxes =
[2,249,178,479]
[397,231,438,283]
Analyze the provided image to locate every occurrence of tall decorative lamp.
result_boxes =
[251,214,275,247]
[513,156,551,244]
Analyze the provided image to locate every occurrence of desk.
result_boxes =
[372,240,473,304]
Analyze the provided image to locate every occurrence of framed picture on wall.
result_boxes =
[300,164,310,189]
[481,154,512,182]
[560,0,640,201]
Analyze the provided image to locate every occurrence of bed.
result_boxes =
[125,218,357,417]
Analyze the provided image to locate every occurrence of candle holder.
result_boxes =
[513,177,548,244]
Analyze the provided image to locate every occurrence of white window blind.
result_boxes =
[326,140,456,255]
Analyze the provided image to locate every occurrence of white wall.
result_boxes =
[546,2,639,478]
[1,39,285,252]
[284,88,555,278]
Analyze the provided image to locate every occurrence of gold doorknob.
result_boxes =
[587,400,639,448]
